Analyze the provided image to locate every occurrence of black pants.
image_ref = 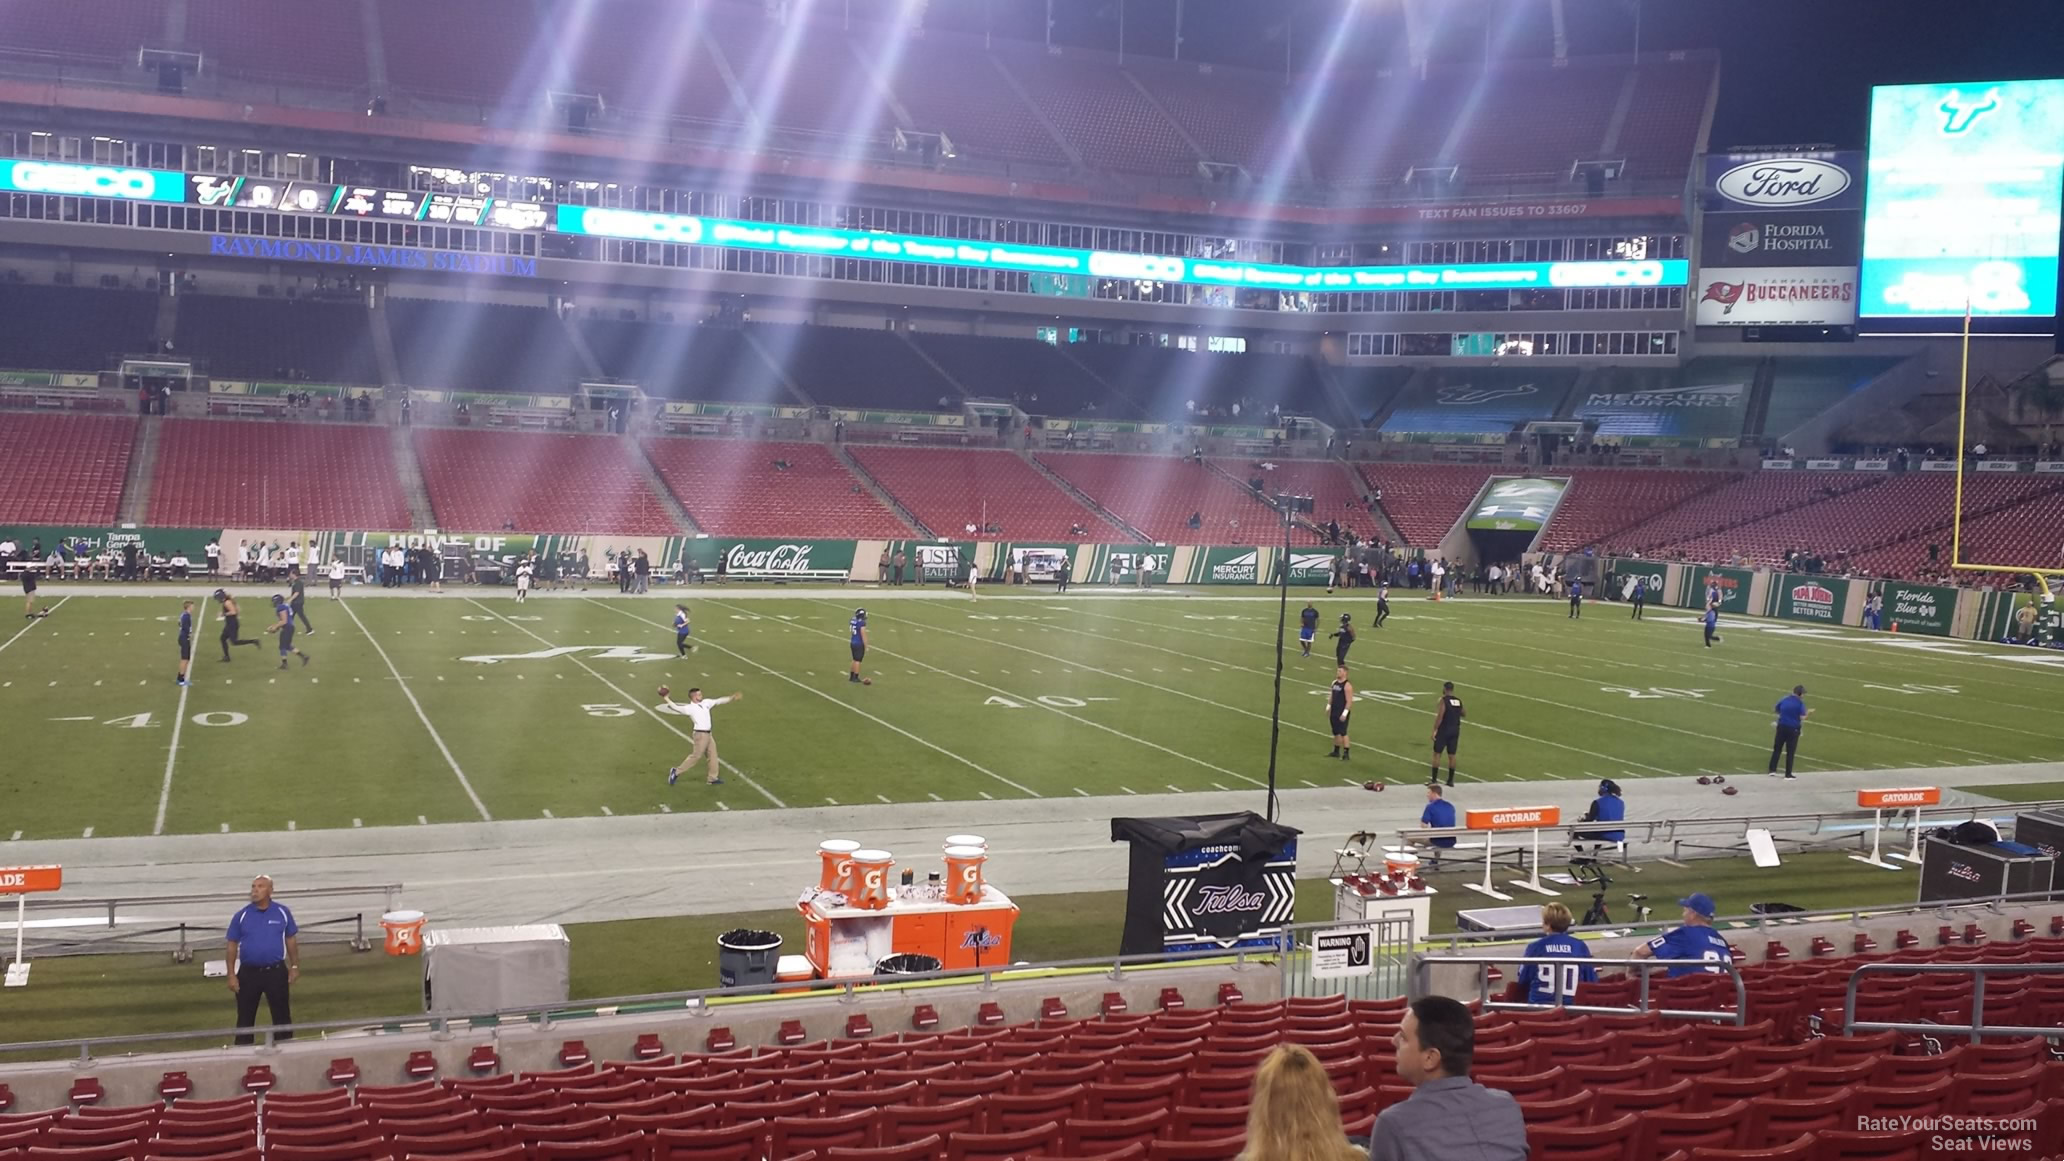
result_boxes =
[292,600,311,632]
[1631,599,1644,620]
[233,962,293,1044]
[1569,597,1582,618]
[1769,725,1800,776]
[220,615,256,658]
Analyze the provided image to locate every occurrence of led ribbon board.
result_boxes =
[554,205,1688,294]
[1860,78,2064,317]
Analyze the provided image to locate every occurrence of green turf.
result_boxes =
[0,588,2058,838]
[1959,781,2064,803]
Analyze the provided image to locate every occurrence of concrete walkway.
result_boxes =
[10,762,2058,929]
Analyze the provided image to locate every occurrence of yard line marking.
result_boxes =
[1342,778,1359,787]
[1074,788,1090,796]
[1166,784,1186,793]
[542,809,555,818]
[8,831,17,841]
[342,599,492,821]
[1300,779,1318,788]
[82,827,92,838]
[1211,782,1229,791]
[287,821,295,831]
[854,606,1416,773]
[1120,786,1139,795]
[353,818,362,828]
[716,802,731,811]
[588,599,1029,800]
[826,797,840,805]
[600,806,613,816]
[979,791,994,800]
[1504,774,1526,782]
[658,804,672,813]
[877,794,892,803]
[153,599,202,835]
[418,815,429,825]
[927,793,943,801]
[219,823,229,833]
[0,596,67,659]
[486,600,786,808]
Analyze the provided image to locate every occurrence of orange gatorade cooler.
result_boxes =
[944,844,988,904]
[1383,848,1420,878]
[818,839,862,893]
[380,910,427,956]
[852,849,895,910]
[944,834,988,853]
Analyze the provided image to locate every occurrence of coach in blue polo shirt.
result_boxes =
[1767,685,1811,779]
[226,875,299,1044]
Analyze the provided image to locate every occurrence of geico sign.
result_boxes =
[7,162,166,199]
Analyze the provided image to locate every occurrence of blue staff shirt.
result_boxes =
[178,610,192,641]
[1421,798,1457,848]
[1583,795,1626,843]
[226,901,298,966]
[1645,923,1732,977]
[1775,694,1806,729]
[1518,933,1597,1004]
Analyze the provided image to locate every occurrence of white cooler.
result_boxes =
[422,924,570,1014]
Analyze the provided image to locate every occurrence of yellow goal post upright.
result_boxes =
[1950,298,2064,595]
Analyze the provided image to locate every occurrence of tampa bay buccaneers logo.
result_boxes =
[1701,280,1744,315]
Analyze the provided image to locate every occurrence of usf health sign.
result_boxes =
[1877,580,1955,636]
[1774,573,1850,623]
[1466,478,1568,533]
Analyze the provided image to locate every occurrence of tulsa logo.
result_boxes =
[1939,87,1999,134]
[1193,884,1266,915]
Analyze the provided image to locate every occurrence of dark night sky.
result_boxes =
[885,0,2064,149]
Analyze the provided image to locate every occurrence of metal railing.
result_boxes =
[1431,888,2064,950]
[4,884,402,961]
[1392,797,2064,867]
[1843,961,2064,1043]
[0,942,1283,1061]
[1412,953,1748,1025]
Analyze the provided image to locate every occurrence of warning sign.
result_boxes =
[1311,926,1374,979]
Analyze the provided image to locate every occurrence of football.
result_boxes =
[1363,780,1385,793]
[1723,785,1740,796]
[656,685,670,699]
[861,677,873,685]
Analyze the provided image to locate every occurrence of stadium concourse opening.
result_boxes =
[1,0,2063,1148]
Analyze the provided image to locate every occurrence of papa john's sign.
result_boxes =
[1775,573,1850,623]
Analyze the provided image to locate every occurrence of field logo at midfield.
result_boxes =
[1211,551,1259,583]
[461,645,675,664]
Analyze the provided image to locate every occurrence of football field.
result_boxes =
[1,583,2060,841]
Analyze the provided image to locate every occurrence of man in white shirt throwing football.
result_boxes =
[663,685,742,787]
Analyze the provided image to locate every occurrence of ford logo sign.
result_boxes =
[1714,159,1851,207]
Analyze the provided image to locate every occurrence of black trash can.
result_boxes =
[716,929,782,988]
[875,953,942,977]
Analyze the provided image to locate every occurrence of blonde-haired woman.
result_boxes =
[1242,1043,1366,1161]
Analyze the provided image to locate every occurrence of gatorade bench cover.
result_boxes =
[1111,813,1301,956]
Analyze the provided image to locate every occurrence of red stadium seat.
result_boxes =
[1525,1112,1639,1161]
[649,1121,767,1161]
[822,1136,943,1161]
[534,1133,646,1161]
[1146,1137,1246,1161]
[945,1121,1062,1161]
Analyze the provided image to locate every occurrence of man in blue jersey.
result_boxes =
[1299,602,1318,658]
[1629,576,1647,620]
[1702,601,1721,648]
[1516,903,1596,1006]
[1633,892,1733,976]
[176,600,195,686]
[1567,576,1584,619]
[847,608,868,684]
[673,604,695,656]
[265,595,310,670]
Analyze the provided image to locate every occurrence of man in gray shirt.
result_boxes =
[1370,996,1528,1161]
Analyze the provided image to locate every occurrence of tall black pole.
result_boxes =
[1263,500,1291,822]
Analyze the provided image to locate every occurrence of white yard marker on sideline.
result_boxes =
[82,827,92,838]
[343,599,492,821]
[542,809,554,818]
[219,823,229,833]
[8,831,18,841]
[353,818,362,828]
[153,599,202,835]
[1074,788,1090,796]
[716,802,731,811]
[877,794,892,803]
[979,791,994,800]
[1121,786,1139,795]
[600,806,613,816]
[658,804,671,813]
[927,792,943,801]
[287,821,296,831]
[1166,784,1185,793]
[418,815,428,825]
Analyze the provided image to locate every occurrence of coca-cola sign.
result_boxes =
[726,543,814,574]
[1713,159,1853,208]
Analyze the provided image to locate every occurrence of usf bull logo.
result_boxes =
[1438,383,1539,406]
